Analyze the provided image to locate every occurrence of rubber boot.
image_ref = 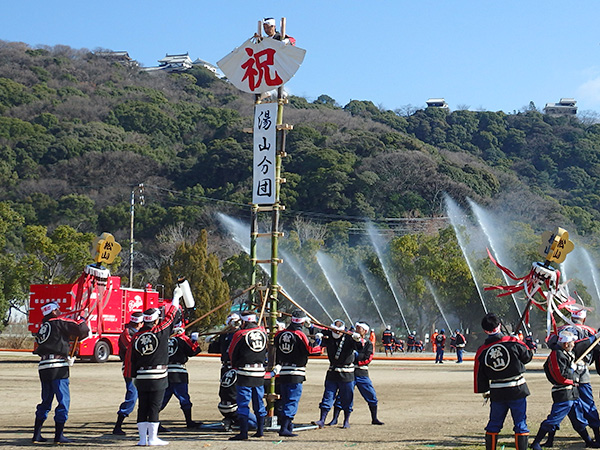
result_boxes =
[112,414,126,435]
[578,429,600,448]
[157,423,171,433]
[252,415,265,438]
[327,407,341,426]
[369,404,384,425]
[147,422,169,446]
[183,407,201,428]
[54,422,72,444]
[531,428,549,450]
[541,430,555,447]
[136,422,148,446]
[314,408,329,429]
[278,416,291,437]
[485,432,498,450]
[342,410,351,429]
[278,416,289,436]
[514,432,528,450]
[287,418,298,437]
[222,416,233,432]
[229,415,249,440]
[32,418,47,443]
[279,416,297,437]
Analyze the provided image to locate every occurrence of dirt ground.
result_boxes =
[0,350,595,449]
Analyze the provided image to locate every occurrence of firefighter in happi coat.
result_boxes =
[274,309,322,436]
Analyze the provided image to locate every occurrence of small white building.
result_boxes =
[157,53,193,71]
[142,53,194,73]
[426,98,449,109]
[94,51,138,67]
[192,58,222,77]
[544,98,577,116]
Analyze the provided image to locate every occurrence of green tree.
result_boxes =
[159,229,230,331]
[0,203,27,328]
[23,225,95,284]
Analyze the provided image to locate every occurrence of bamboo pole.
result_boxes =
[183,284,257,330]
[574,336,600,365]
[278,290,353,336]
[250,206,259,306]
[258,287,270,325]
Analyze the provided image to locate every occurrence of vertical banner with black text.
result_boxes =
[253,103,278,205]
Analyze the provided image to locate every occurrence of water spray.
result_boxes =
[316,252,353,324]
[358,263,386,326]
[426,280,453,333]
[366,223,411,334]
[444,195,489,314]
[468,199,523,321]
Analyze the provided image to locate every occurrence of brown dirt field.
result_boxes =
[0,351,594,449]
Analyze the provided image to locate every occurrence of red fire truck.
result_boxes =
[28,276,164,362]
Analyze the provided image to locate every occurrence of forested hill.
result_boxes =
[1,41,600,276]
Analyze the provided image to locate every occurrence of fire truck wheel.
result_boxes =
[93,340,111,363]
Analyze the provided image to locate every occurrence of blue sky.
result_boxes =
[4,1,600,114]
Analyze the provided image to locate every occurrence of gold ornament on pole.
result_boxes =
[539,227,574,264]
[91,232,122,265]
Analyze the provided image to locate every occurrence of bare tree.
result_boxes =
[394,104,420,117]
[578,110,600,126]
[291,216,327,244]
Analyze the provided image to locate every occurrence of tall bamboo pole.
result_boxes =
[265,16,288,424]
[250,204,259,307]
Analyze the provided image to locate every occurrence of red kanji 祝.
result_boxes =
[241,47,283,92]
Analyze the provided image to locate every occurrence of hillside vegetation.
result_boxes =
[1,40,598,335]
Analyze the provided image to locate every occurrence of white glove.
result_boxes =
[205,335,214,343]
[273,364,282,375]
[482,391,490,400]
[352,332,361,342]
[191,332,199,342]
[304,318,312,328]
[67,356,75,367]
[315,332,323,341]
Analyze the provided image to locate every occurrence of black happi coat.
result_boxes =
[229,324,267,387]
[544,336,597,402]
[124,304,180,391]
[35,316,89,381]
[355,339,374,378]
[167,333,201,384]
[474,333,532,402]
[274,323,321,383]
[322,329,363,383]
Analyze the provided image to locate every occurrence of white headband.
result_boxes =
[263,18,276,26]
[130,313,143,323]
[331,319,345,331]
[558,330,577,343]
[291,316,307,324]
[484,325,502,335]
[41,302,59,316]
[355,322,369,333]
[242,313,257,323]
[226,313,240,325]
[572,309,587,319]
[143,310,160,322]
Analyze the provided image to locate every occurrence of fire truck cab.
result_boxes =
[29,277,163,362]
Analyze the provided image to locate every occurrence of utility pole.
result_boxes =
[129,183,144,288]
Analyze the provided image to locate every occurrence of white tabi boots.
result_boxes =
[136,422,149,446]
[147,422,169,446]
